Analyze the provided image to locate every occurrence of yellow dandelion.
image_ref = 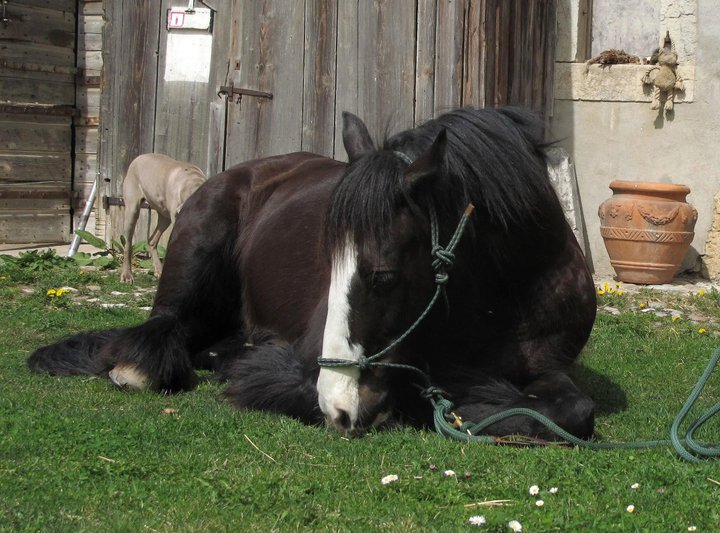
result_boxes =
[698,328,707,334]
[672,315,681,322]
[639,302,646,309]
[597,289,605,296]
[46,289,56,297]
[56,288,65,297]
[697,289,706,296]
[615,282,623,289]
[616,290,624,296]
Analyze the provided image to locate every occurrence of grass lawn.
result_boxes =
[1,254,719,532]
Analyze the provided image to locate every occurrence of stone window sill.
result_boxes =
[554,62,695,103]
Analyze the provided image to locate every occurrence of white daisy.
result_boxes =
[381,474,398,485]
[468,515,486,526]
[508,520,523,532]
[529,485,540,496]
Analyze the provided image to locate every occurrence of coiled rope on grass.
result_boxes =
[429,346,720,463]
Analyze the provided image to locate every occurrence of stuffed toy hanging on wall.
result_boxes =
[642,31,685,115]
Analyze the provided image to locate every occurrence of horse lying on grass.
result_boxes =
[29,107,597,439]
[120,153,206,283]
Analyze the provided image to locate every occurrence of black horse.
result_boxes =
[29,107,597,439]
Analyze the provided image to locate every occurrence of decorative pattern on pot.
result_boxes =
[598,180,697,284]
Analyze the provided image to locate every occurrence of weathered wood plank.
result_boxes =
[77,50,103,72]
[79,13,104,34]
[355,0,415,145]
[0,3,75,48]
[78,33,103,52]
[75,126,99,154]
[494,0,511,106]
[0,153,72,183]
[0,73,74,106]
[154,0,233,170]
[81,3,104,17]
[302,0,337,157]
[415,0,436,123]
[0,117,70,152]
[12,0,75,11]
[206,100,225,177]
[542,0,557,120]
[434,0,465,113]
[0,212,70,243]
[333,0,358,160]
[0,197,71,211]
[463,0,486,108]
[225,0,305,166]
[76,86,100,117]
[0,42,75,68]
[99,0,161,242]
[74,154,97,183]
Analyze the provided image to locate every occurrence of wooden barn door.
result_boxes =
[221,0,556,168]
[0,0,77,243]
[99,0,233,243]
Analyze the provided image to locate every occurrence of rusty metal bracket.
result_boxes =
[217,82,273,100]
[103,196,151,210]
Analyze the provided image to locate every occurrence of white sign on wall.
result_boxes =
[164,33,212,83]
[167,7,212,31]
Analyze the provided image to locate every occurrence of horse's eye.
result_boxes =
[371,270,398,292]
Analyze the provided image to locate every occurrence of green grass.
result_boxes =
[1,262,719,532]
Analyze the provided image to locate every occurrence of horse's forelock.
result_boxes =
[325,153,406,257]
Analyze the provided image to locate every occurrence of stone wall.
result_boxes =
[552,0,719,279]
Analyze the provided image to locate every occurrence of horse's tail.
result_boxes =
[219,332,321,425]
[28,315,201,392]
[27,329,119,376]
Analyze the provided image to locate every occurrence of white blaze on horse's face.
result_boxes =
[317,241,363,433]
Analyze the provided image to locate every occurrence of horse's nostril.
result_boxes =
[336,409,352,430]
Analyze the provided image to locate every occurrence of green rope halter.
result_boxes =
[317,201,475,377]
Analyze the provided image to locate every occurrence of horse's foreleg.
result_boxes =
[108,183,243,393]
[453,371,595,441]
[147,214,171,278]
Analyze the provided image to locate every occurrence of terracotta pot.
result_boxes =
[598,180,697,284]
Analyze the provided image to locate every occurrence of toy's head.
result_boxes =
[657,49,678,68]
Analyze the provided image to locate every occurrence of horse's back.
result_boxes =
[155,152,344,342]
[237,153,346,339]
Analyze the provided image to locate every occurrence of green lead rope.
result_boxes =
[430,346,720,463]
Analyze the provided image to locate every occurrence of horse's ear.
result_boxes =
[404,129,447,191]
[342,112,375,162]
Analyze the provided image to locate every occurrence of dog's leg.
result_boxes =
[148,214,171,278]
[120,196,142,283]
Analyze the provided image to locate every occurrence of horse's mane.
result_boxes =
[326,107,566,265]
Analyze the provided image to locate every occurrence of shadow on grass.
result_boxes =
[571,364,627,416]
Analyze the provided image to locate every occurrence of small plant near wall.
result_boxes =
[73,230,165,271]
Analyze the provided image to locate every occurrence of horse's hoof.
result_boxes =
[119,273,134,284]
[109,365,149,390]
